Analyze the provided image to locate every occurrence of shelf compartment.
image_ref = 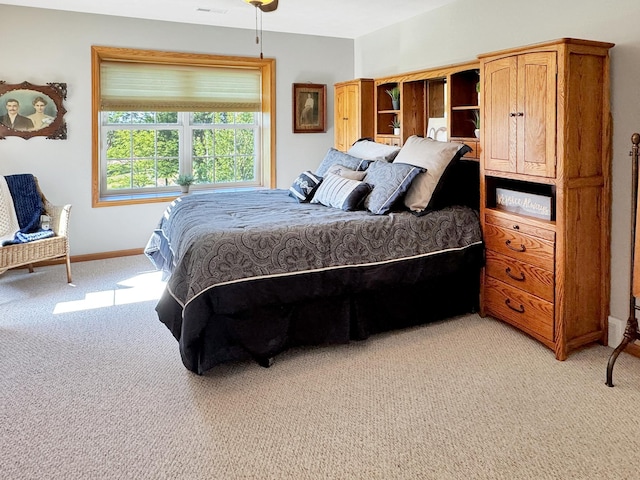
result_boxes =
[376,82,399,112]
[485,176,557,222]
[402,80,426,138]
[450,109,479,138]
[450,69,480,108]
[377,111,399,135]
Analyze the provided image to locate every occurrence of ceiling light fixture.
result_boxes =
[244,0,275,6]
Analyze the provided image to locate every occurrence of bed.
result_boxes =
[145,137,484,374]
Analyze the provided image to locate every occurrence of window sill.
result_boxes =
[93,186,266,208]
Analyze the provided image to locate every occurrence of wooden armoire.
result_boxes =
[479,38,614,360]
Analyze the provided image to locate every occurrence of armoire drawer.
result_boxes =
[485,250,554,302]
[484,276,554,341]
[485,210,556,242]
[483,223,555,271]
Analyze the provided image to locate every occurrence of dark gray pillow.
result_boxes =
[315,148,369,177]
[393,136,468,213]
[288,171,323,202]
[363,161,424,215]
[420,145,474,213]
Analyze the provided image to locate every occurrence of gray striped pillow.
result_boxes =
[310,173,371,211]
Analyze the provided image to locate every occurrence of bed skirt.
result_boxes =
[155,242,484,374]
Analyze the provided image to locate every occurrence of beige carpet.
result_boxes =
[1,255,640,480]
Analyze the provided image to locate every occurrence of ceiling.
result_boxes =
[1,0,456,39]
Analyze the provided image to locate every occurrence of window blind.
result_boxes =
[100,61,261,112]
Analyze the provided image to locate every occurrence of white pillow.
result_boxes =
[393,135,464,212]
[347,140,401,162]
[326,164,367,181]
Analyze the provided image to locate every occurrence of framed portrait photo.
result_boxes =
[292,83,326,133]
[0,81,68,140]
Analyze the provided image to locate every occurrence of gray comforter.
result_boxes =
[145,189,483,310]
[145,189,484,372]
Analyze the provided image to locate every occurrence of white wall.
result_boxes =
[0,6,353,256]
[355,0,640,328]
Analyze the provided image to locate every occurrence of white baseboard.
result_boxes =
[608,315,626,347]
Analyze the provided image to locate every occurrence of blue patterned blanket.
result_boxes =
[2,174,54,246]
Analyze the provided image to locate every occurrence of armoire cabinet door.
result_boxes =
[483,52,557,178]
[334,84,349,152]
[484,56,517,173]
[516,52,557,178]
[334,79,374,152]
[344,83,360,149]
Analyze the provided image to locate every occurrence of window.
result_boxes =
[102,111,258,191]
[91,46,275,207]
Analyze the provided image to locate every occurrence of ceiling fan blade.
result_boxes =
[258,0,278,12]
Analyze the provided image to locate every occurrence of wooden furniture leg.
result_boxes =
[65,254,72,283]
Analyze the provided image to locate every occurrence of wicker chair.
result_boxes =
[0,179,72,282]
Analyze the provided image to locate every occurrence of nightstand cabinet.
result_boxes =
[479,38,614,360]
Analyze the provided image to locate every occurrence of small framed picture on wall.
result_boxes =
[0,81,68,140]
[292,83,326,133]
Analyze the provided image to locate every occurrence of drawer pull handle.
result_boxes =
[505,299,525,313]
[505,239,526,252]
[505,267,525,281]
[512,224,520,230]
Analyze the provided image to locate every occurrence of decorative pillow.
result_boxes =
[315,148,369,177]
[347,139,401,162]
[288,171,323,203]
[326,164,367,181]
[393,135,469,213]
[311,173,372,211]
[423,158,479,213]
[362,160,424,215]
